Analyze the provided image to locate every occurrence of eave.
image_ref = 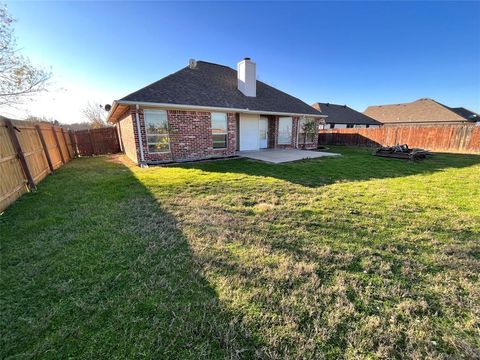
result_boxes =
[108,100,326,123]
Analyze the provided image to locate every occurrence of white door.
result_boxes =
[239,114,260,150]
[259,117,268,149]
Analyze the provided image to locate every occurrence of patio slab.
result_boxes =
[237,149,340,164]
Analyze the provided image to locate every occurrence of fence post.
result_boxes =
[35,125,54,173]
[5,119,36,190]
[52,126,66,164]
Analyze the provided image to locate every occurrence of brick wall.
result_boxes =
[267,116,276,148]
[118,106,321,164]
[117,113,138,164]
[297,118,322,150]
[129,107,236,163]
[273,116,300,149]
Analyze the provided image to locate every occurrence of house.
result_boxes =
[107,58,325,165]
[364,98,479,126]
[312,102,382,129]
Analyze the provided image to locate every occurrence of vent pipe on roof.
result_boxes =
[237,58,256,97]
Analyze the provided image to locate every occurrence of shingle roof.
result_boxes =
[312,103,381,125]
[449,107,480,121]
[363,98,473,124]
[119,61,322,116]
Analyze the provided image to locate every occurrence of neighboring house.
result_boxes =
[312,102,382,129]
[108,58,325,165]
[364,98,479,126]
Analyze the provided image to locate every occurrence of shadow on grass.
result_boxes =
[0,156,260,359]
[171,146,480,188]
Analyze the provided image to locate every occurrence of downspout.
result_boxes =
[134,104,146,165]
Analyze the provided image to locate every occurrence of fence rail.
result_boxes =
[319,125,480,153]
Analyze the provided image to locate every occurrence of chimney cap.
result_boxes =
[243,57,251,61]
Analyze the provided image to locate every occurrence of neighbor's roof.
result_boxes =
[363,98,473,124]
[312,103,381,125]
[109,61,322,121]
[449,107,480,121]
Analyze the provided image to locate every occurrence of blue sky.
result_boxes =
[3,1,480,123]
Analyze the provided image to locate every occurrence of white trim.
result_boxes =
[108,100,326,121]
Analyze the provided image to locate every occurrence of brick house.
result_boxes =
[107,58,325,165]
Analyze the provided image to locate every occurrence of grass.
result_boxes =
[1,146,479,359]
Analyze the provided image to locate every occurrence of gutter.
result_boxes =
[109,100,326,120]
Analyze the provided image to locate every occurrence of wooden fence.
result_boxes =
[1,120,121,212]
[0,119,75,212]
[319,125,480,153]
[72,127,120,156]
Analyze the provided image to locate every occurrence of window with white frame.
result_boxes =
[144,109,170,153]
[298,117,316,144]
[211,112,228,149]
[278,117,293,145]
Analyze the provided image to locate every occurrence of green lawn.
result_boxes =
[1,146,479,359]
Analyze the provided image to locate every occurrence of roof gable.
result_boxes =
[120,61,321,116]
[312,103,381,125]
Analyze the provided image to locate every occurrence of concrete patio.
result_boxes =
[237,149,340,164]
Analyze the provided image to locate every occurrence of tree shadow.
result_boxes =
[170,146,480,188]
[0,156,262,359]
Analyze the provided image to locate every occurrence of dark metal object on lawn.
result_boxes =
[374,144,430,160]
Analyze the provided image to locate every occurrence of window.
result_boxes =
[278,117,293,144]
[298,118,316,145]
[329,124,335,129]
[144,110,169,153]
[366,125,370,128]
[211,112,228,149]
[346,124,354,128]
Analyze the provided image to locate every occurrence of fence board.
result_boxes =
[64,129,74,159]
[0,119,28,212]
[55,127,70,163]
[11,120,50,186]
[319,125,479,153]
[37,124,63,170]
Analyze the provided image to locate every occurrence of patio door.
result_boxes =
[239,114,260,150]
[259,117,268,149]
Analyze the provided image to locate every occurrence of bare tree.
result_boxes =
[0,5,51,106]
[24,115,60,126]
[82,102,107,129]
